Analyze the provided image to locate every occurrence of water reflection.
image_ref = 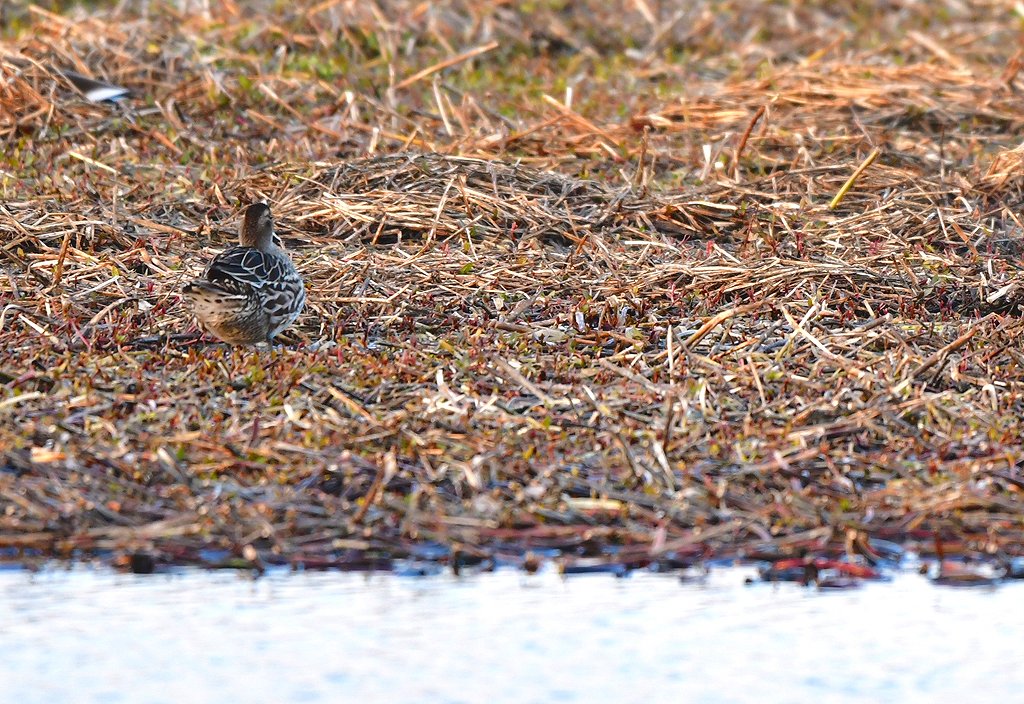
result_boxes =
[2,566,1022,704]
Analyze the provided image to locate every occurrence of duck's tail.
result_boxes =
[182,279,248,315]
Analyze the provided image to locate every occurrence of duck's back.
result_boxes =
[186,244,305,344]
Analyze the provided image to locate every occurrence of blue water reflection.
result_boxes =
[2,566,1021,704]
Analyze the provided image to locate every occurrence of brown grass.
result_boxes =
[2,1,1024,579]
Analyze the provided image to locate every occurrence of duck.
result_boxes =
[183,203,305,345]
[61,69,130,103]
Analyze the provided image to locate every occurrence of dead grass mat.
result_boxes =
[2,2,1024,580]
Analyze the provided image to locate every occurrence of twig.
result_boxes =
[395,41,499,90]
[829,147,880,210]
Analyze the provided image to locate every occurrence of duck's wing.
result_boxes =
[186,245,304,342]
[61,69,131,103]
[203,246,286,292]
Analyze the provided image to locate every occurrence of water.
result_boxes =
[2,565,1022,704]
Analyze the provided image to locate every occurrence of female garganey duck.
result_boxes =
[183,203,305,345]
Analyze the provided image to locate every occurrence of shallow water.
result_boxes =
[2,565,1022,704]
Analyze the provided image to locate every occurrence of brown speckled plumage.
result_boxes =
[183,203,305,345]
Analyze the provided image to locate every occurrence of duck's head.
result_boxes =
[239,203,274,250]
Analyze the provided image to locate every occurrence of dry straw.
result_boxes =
[1,1,1024,576]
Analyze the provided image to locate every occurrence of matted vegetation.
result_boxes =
[3,0,1024,582]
